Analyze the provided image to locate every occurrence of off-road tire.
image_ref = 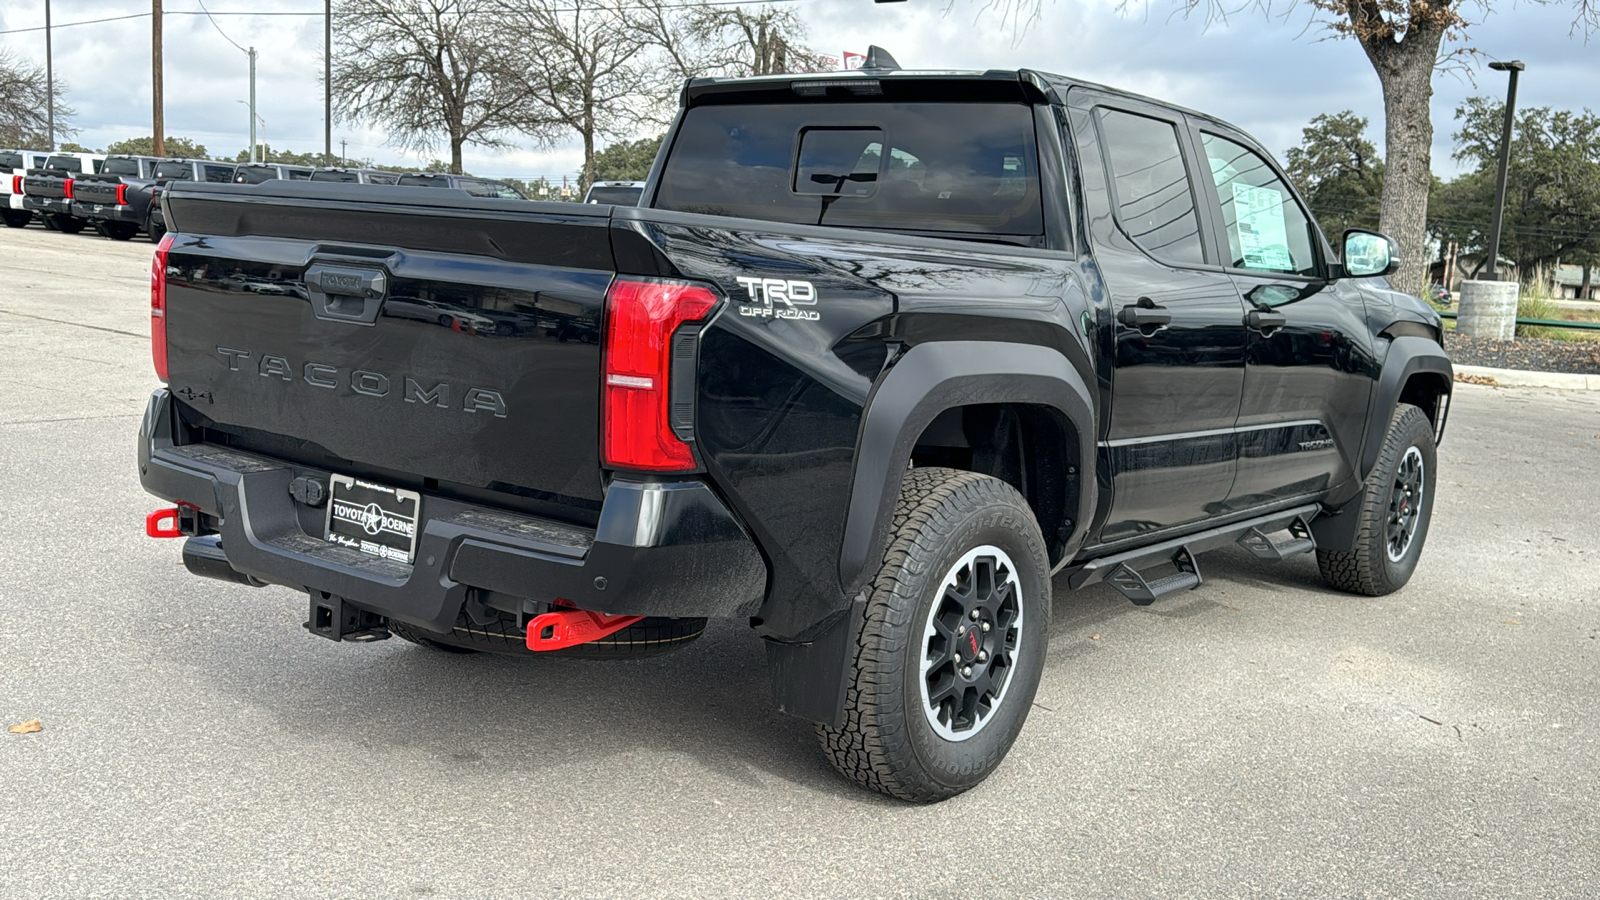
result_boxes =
[103,222,138,241]
[55,216,86,235]
[146,220,166,242]
[1,210,31,228]
[817,467,1051,803]
[388,612,707,660]
[1317,403,1437,596]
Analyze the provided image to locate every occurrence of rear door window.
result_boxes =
[203,165,235,183]
[657,102,1043,237]
[1096,109,1206,266]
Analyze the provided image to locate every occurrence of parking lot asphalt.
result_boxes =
[1,224,1597,899]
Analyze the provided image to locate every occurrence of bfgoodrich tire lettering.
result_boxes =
[817,467,1050,802]
[1317,403,1437,595]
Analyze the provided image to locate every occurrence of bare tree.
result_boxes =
[493,0,656,189]
[679,4,836,77]
[331,0,523,173]
[967,0,1600,297]
[0,48,74,149]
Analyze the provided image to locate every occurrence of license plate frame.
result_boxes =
[323,475,421,564]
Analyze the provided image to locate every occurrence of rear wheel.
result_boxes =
[55,216,86,235]
[1318,403,1437,596]
[817,467,1050,802]
[146,219,166,242]
[389,610,707,660]
[103,222,138,241]
[0,210,30,228]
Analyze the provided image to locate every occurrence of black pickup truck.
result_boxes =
[145,160,238,240]
[140,56,1451,802]
[72,155,161,240]
[21,153,106,233]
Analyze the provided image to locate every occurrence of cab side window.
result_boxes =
[203,165,235,183]
[1199,132,1318,277]
[1096,109,1206,266]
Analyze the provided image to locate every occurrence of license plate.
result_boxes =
[324,475,421,564]
[92,204,104,213]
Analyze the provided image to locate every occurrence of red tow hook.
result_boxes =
[145,503,197,538]
[525,608,643,651]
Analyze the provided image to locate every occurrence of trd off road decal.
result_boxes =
[735,276,820,321]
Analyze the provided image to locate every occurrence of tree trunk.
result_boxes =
[582,125,596,194]
[451,136,463,175]
[1358,19,1444,299]
[1581,265,1592,300]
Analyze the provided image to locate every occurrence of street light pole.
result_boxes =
[249,47,258,163]
[1482,60,1525,282]
[45,0,54,151]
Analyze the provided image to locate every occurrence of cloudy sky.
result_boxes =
[1,0,1594,181]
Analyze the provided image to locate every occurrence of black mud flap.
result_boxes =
[764,597,865,727]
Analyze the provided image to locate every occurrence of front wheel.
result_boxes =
[0,210,31,228]
[817,467,1050,802]
[1318,403,1438,595]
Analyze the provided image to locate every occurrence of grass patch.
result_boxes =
[1516,285,1577,341]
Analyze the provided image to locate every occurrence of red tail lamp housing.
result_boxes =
[602,277,719,472]
[12,175,21,194]
[63,179,73,200]
[151,232,176,381]
[115,184,128,206]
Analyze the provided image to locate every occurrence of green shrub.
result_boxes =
[1515,285,1574,340]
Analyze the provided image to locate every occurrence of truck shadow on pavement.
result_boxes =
[174,547,1335,806]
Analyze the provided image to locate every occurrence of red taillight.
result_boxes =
[63,179,73,200]
[11,175,21,194]
[115,184,128,205]
[151,232,176,381]
[602,277,718,472]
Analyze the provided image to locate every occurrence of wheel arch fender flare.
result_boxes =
[837,340,1097,596]
[1359,335,1453,480]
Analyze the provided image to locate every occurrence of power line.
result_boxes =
[0,0,798,36]
[194,0,249,54]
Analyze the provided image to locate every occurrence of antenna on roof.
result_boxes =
[861,46,901,72]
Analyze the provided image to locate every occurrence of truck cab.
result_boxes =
[1,149,51,228]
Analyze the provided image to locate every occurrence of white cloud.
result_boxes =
[2,0,1594,179]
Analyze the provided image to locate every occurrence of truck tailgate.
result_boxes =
[72,176,122,206]
[161,184,615,507]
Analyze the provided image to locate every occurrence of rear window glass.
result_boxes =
[311,170,359,182]
[585,185,643,205]
[103,158,142,177]
[285,168,312,181]
[234,166,274,184]
[363,171,399,184]
[0,152,23,170]
[398,174,451,188]
[46,156,84,173]
[203,165,235,183]
[155,162,194,180]
[657,102,1042,236]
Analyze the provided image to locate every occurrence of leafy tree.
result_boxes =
[974,0,1600,298]
[332,0,525,174]
[589,135,664,184]
[1285,111,1385,240]
[106,136,208,158]
[1430,99,1600,280]
[58,142,99,154]
[0,48,74,148]
[232,145,333,166]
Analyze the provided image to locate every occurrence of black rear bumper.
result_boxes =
[24,196,73,216]
[74,201,142,223]
[137,389,766,631]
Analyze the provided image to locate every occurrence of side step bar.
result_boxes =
[1066,504,1320,604]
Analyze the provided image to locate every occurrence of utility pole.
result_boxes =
[45,0,54,151]
[340,139,347,167]
[325,0,333,165]
[248,47,258,163]
[1483,60,1525,282]
[153,0,165,157]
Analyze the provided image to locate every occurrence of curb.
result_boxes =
[1453,364,1598,391]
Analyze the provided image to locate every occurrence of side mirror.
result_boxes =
[1341,228,1400,278]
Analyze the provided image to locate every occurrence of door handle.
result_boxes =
[1117,298,1172,329]
[1245,309,1288,333]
